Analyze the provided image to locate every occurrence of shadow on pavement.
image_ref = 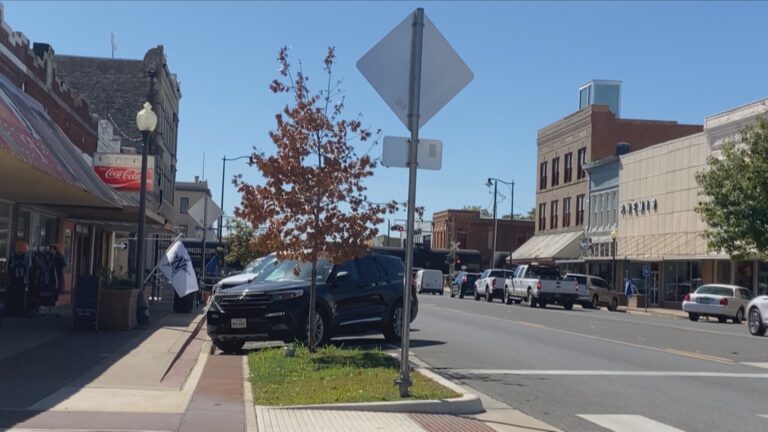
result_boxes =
[0,295,202,429]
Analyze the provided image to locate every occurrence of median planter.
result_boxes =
[98,287,139,330]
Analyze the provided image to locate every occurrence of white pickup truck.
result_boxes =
[506,264,580,309]
[474,268,515,303]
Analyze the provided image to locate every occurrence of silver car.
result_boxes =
[681,284,754,323]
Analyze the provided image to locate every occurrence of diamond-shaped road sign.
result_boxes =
[188,197,223,231]
[356,10,474,131]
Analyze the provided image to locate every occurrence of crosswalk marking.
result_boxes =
[442,369,768,378]
[578,415,685,432]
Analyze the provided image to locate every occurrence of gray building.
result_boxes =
[583,156,620,283]
[55,46,181,222]
[174,178,215,240]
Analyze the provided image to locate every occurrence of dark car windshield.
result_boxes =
[255,259,333,283]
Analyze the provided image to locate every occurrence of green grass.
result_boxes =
[248,345,459,406]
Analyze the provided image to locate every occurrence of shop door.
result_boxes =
[649,271,660,306]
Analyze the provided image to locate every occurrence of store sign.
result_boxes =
[621,198,658,217]
[93,153,154,192]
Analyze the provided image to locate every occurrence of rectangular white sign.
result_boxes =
[382,136,442,171]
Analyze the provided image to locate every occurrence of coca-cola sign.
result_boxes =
[93,153,154,191]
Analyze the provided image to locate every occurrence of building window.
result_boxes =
[577,147,587,179]
[539,161,548,190]
[551,157,560,187]
[563,197,571,228]
[576,194,585,225]
[538,203,546,231]
[180,197,189,214]
[564,152,573,183]
[550,200,558,230]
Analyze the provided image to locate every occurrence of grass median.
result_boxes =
[248,345,459,406]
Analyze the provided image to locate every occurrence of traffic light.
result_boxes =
[455,258,461,265]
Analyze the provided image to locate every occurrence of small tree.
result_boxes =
[235,47,395,351]
[696,118,768,260]
[223,218,263,267]
[462,205,491,218]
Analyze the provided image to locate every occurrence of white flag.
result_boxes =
[158,240,199,297]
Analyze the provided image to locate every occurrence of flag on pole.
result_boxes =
[205,254,219,278]
[158,240,199,297]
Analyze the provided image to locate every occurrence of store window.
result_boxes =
[0,202,10,258]
[735,261,755,291]
[716,260,732,285]
[663,261,703,303]
[757,262,768,296]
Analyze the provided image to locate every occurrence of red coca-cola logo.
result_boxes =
[94,165,153,191]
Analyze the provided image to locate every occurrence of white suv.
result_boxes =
[564,273,621,311]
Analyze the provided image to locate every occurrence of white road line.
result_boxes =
[442,369,768,378]
[759,414,768,419]
[741,362,768,369]
[578,415,685,432]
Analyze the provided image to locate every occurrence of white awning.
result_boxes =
[510,231,583,262]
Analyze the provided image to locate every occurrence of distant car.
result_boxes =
[475,269,515,302]
[682,284,754,323]
[747,295,768,336]
[563,273,615,310]
[213,253,278,293]
[415,269,443,295]
[450,271,481,299]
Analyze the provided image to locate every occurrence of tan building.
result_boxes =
[615,97,768,309]
[512,81,702,264]
[431,209,534,268]
[173,178,214,240]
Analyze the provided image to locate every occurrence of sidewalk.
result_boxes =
[624,305,688,320]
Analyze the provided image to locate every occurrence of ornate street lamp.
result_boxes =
[135,102,157,323]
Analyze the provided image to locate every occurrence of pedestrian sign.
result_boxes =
[643,265,650,278]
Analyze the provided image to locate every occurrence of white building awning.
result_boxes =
[510,231,583,262]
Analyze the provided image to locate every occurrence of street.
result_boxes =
[407,294,768,432]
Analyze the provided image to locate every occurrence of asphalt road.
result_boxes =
[407,294,768,432]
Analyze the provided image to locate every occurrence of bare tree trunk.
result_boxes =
[307,258,318,353]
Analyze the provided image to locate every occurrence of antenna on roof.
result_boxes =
[110,32,117,59]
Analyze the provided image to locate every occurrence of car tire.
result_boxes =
[608,297,618,311]
[688,313,699,322]
[503,288,511,305]
[748,308,766,336]
[527,289,536,308]
[733,308,744,324]
[592,295,600,310]
[383,301,405,344]
[717,316,728,323]
[299,309,331,347]
[563,299,574,311]
[485,286,493,302]
[213,339,244,354]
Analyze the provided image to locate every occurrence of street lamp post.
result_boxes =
[486,177,515,268]
[610,228,618,291]
[219,155,252,242]
[135,99,157,324]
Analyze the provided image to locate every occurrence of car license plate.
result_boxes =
[698,298,710,304]
[231,318,247,329]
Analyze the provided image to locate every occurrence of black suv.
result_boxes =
[206,254,418,353]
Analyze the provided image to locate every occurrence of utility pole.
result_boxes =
[491,180,498,268]
[448,217,456,277]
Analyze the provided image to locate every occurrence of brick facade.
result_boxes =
[535,105,703,236]
[432,209,535,266]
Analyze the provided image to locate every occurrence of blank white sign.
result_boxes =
[382,136,442,171]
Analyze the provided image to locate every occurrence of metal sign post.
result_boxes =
[358,7,473,398]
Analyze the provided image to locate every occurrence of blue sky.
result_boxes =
[5,1,768,232]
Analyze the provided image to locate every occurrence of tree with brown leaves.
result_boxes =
[235,47,397,351]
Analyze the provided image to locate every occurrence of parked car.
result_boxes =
[450,271,481,299]
[207,254,418,353]
[682,284,754,323]
[508,264,579,309]
[415,269,443,295]
[747,295,768,336]
[212,253,278,293]
[563,273,616,310]
[475,269,515,302]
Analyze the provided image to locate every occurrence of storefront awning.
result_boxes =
[0,74,125,209]
[510,231,583,263]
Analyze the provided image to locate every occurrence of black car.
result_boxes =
[450,271,481,299]
[206,254,418,353]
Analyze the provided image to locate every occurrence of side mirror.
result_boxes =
[334,271,349,283]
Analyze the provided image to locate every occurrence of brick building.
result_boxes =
[431,209,535,268]
[55,47,181,220]
[511,80,703,265]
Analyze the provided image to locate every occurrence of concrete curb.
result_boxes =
[160,310,207,380]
